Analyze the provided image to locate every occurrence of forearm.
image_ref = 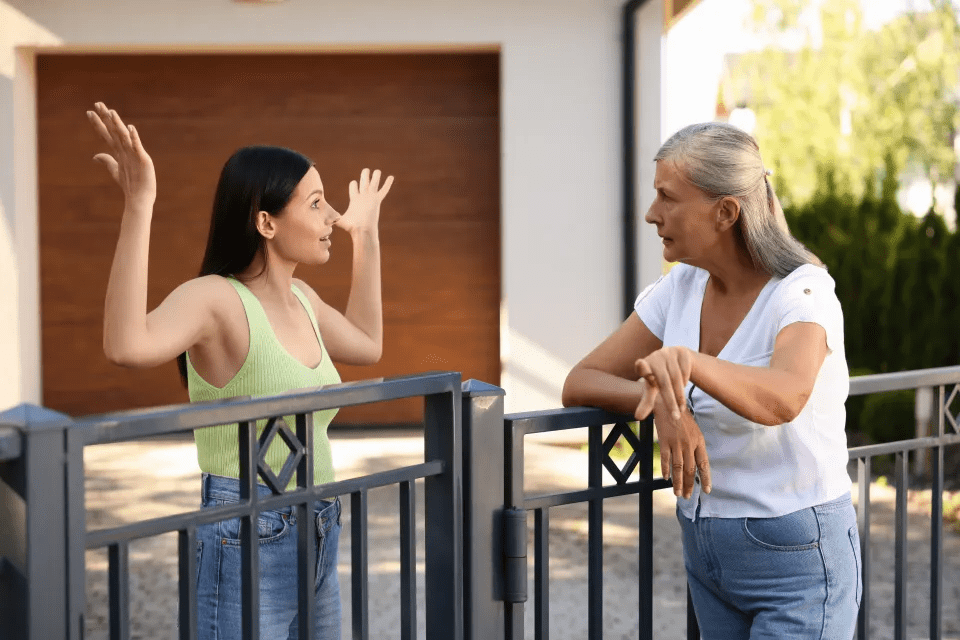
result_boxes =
[562,366,644,416]
[103,205,153,364]
[343,229,383,360]
[689,352,811,426]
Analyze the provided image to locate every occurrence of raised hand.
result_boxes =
[336,168,394,235]
[87,102,156,211]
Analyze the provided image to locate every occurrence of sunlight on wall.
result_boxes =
[0,2,60,78]
[0,197,20,409]
[502,328,574,413]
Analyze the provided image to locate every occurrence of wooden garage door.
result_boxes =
[37,52,500,425]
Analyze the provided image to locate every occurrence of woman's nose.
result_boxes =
[328,204,342,223]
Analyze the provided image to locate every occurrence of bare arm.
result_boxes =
[91,103,215,367]
[689,322,828,426]
[310,169,393,366]
[634,322,828,426]
[561,313,661,414]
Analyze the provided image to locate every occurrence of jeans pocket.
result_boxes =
[848,525,862,605]
[221,509,293,545]
[743,508,821,551]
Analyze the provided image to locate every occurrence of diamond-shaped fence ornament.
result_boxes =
[601,422,643,485]
[945,385,960,435]
[257,416,306,494]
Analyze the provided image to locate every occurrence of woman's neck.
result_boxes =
[236,252,298,303]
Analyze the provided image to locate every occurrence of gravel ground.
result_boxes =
[81,429,960,639]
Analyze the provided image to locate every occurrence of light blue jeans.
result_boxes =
[196,473,342,640]
[679,493,862,640]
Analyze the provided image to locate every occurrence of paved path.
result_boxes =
[81,430,960,639]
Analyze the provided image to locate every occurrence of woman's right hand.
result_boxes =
[87,102,156,211]
[643,384,711,498]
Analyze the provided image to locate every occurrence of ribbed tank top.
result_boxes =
[186,277,341,486]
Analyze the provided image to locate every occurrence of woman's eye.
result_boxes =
[311,199,321,209]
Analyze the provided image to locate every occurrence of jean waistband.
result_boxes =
[200,472,340,503]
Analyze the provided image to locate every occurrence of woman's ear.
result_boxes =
[715,196,740,232]
[255,210,276,239]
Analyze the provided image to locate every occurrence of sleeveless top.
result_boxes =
[186,277,342,486]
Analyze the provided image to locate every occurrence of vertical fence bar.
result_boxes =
[351,489,369,640]
[587,426,603,640]
[461,381,507,640]
[534,508,549,640]
[423,387,464,640]
[108,542,130,640]
[894,451,908,640]
[178,527,198,640]
[295,412,316,640]
[637,418,654,640]
[504,420,527,640]
[930,384,946,640]
[686,588,700,640]
[237,420,259,640]
[857,456,871,640]
[400,481,417,640]
[65,424,87,640]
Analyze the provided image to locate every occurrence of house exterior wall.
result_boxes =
[0,0,665,414]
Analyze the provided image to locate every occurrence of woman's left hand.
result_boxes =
[336,168,394,235]
[634,345,694,421]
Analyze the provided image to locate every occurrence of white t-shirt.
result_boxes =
[634,262,851,520]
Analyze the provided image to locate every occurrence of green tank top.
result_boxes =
[187,277,341,486]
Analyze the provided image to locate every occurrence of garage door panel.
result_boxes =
[38,54,498,120]
[39,52,500,423]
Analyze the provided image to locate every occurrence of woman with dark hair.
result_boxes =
[88,102,392,640]
[563,122,860,639]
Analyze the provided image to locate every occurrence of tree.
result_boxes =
[723,0,960,209]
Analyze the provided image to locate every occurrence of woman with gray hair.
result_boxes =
[563,122,860,639]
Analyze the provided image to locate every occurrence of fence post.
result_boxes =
[461,379,507,640]
[0,403,82,640]
[423,378,464,640]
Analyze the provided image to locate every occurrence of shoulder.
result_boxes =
[167,275,245,318]
[774,264,837,305]
[292,278,321,302]
[291,278,327,314]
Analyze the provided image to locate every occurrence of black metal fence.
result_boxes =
[1,367,958,640]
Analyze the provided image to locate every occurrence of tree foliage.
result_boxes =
[726,0,960,208]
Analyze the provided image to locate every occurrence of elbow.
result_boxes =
[561,370,582,408]
[759,391,811,426]
[103,335,144,368]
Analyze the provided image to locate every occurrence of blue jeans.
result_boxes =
[678,494,862,640]
[196,473,342,640]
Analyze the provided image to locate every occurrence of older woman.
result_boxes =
[563,122,861,639]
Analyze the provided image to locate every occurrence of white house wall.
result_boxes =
[0,0,663,414]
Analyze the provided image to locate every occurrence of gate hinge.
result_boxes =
[501,507,527,603]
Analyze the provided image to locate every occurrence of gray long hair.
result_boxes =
[654,122,822,278]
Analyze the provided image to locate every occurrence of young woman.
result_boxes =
[88,102,392,640]
[563,122,861,639]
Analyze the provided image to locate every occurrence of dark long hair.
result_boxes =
[176,146,314,385]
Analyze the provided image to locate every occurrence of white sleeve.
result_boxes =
[776,266,845,353]
[633,269,675,341]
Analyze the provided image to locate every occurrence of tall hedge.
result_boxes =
[783,167,960,441]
